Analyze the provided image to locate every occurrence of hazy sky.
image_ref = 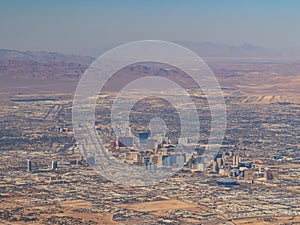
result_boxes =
[1,0,300,54]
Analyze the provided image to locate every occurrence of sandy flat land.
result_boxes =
[59,199,93,208]
[232,215,300,225]
[119,199,199,212]
[0,198,117,225]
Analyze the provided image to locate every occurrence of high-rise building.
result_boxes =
[116,136,134,147]
[217,158,224,168]
[51,161,58,171]
[233,155,241,167]
[157,155,170,167]
[137,131,150,145]
[27,160,32,172]
[212,161,219,173]
[244,169,254,181]
[143,157,150,167]
[264,168,278,182]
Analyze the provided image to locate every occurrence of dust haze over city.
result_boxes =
[0,1,299,224]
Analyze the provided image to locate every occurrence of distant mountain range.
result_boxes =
[77,41,300,58]
[176,41,278,58]
[0,49,93,64]
[0,41,299,82]
[1,42,300,94]
[1,41,299,63]
[0,50,93,81]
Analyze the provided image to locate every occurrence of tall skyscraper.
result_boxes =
[217,158,224,168]
[27,160,32,172]
[51,161,58,171]
[212,161,219,173]
[233,155,241,167]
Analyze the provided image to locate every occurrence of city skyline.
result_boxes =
[0,1,299,224]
